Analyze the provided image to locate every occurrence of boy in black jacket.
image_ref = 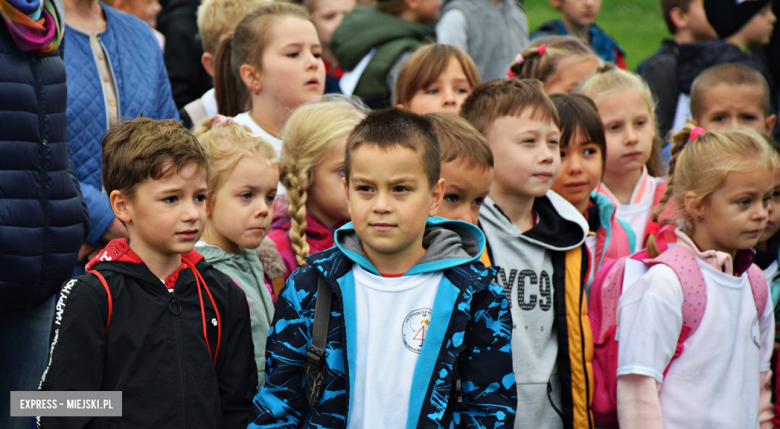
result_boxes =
[37,118,257,429]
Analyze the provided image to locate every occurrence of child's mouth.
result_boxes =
[177,229,199,240]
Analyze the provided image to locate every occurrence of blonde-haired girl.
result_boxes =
[575,65,665,251]
[616,123,777,429]
[267,96,367,280]
[214,2,325,164]
[507,36,600,95]
[194,116,280,386]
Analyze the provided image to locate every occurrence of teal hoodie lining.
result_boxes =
[333,216,485,276]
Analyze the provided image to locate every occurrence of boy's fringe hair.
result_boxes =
[549,93,607,166]
[214,2,312,117]
[197,0,271,55]
[460,78,559,136]
[280,95,368,266]
[194,119,279,213]
[645,122,778,256]
[426,112,493,170]
[508,36,598,84]
[575,64,666,177]
[690,63,771,120]
[394,44,481,106]
[102,118,210,199]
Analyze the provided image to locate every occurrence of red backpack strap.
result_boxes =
[88,270,112,335]
[747,264,769,317]
[647,245,707,336]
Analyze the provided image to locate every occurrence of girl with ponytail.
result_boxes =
[507,36,600,95]
[214,2,325,165]
[616,123,777,429]
[267,96,367,280]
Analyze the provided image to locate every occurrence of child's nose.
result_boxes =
[624,126,638,145]
[373,192,392,213]
[567,154,582,173]
[441,88,456,106]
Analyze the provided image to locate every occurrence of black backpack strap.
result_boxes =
[305,274,332,409]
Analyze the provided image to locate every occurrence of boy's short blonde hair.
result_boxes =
[197,0,272,54]
[426,112,493,170]
[690,63,771,119]
[459,78,559,136]
[102,118,210,199]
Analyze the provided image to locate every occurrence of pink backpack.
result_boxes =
[588,234,769,428]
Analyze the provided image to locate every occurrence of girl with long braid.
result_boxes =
[268,96,367,280]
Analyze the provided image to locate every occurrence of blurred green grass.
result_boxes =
[524,0,670,71]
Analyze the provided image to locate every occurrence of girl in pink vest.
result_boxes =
[616,124,777,429]
[550,93,635,292]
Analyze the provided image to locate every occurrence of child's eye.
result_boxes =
[241,192,252,200]
[425,88,440,95]
[163,196,178,203]
[312,51,322,59]
[338,167,345,177]
[444,194,459,203]
[606,123,621,132]
[762,196,771,207]
[393,186,410,193]
[521,138,535,145]
[356,185,373,192]
[772,190,780,199]
[323,12,337,20]
[195,194,206,203]
[473,197,485,206]
[559,150,567,158]
[266,194,276,203]
[548,139,559,146]
[741,114,758,122]
[634,119,646,127]
[286,51,300,58]
[737,198,751,207]
[583,148,598,156]
[713,115,726,122]
[455,87,470,94]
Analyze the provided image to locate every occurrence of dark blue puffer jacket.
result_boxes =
[0,11,90,309]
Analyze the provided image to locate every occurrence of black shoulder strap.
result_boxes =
[304,274,332,409]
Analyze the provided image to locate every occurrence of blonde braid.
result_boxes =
[284,170,311,266]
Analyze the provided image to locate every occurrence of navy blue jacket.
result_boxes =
[64,4,179,245]
[0,12,89,309]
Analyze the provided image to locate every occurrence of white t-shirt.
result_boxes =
[613,177,662,252]
[232,112,285,195]
[616,258,774,429]
[201,88,218,118]
[347,265,443,429]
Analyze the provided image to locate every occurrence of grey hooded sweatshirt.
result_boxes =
[479,191,587,429]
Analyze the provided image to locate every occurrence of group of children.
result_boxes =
[28,0,780,428]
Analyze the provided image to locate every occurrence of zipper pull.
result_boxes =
[169,290,181,315]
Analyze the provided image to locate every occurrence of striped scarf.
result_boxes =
[1,0,63,54]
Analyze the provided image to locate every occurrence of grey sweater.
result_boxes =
[437,0,529,81]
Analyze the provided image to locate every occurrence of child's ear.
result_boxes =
[428,178,446,217]
[110,190,133,225]
[683,191,705,223]
[548,0,563,10]
[113,0,127,10]
[239,64,261,95]
[342,177,352,216]
[201,52,216,78]
[669,6,689,31]
[765,114,777,136]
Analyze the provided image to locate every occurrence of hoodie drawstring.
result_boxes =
[182,258,222,366]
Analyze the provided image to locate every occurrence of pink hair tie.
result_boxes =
[507,53,524,78]
[689,126,705,141]
[210,115,233,128]
[536,44,546,55]
[514,53,524,65]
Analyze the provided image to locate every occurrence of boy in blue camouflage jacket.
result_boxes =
[249,108,517,429]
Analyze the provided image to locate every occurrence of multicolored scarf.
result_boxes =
[1,0,63,54]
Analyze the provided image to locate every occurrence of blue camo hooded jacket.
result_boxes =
[249,216,517,428]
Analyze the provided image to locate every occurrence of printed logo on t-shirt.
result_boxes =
[751,314,760,348]
[496,268,553,311]
[403,308,432,354]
